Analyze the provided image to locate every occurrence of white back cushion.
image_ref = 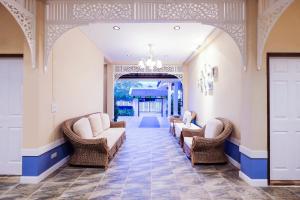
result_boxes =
[205,119,224,138]
[88,113,103,137]
[73,118,93,139]
[183,111,192,124]
[101,113,111,130]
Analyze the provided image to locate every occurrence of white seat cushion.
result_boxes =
[205,119,224,138]
[95,128,125,149]
[101,113,111,130]
[184,137,193,148]
[73,118,93,139]
[88,113,103,137]
[174,123,201,138]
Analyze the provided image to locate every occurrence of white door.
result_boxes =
[270,57,300,181]
[0,57,23,175]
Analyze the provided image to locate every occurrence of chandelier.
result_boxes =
[138,44,163,69]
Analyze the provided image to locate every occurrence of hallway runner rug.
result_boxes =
[139,116,160,128]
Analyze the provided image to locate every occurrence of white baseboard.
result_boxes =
[239,145,267,159]
[239,171,268,187]
[226,154,240,169]
[20,156,69,184]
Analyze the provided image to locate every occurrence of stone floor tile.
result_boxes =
[0,126,299,200]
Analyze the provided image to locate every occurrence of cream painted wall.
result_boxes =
[35,28,105,146]
[186,31,243,140]
[243,0,300,150]
[264,1,300,53]
[0,4,24,54]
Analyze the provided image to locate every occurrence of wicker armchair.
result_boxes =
[62,113,126,169]
[182,118,233,165]
[169,111,197,135]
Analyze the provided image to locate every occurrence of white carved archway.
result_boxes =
[113,64,183,82]
[44,0,247,70]
[257,0,294,70]
[1,0,295,71]
[0,0,36,68]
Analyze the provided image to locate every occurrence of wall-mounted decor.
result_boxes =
[198,64,218,96]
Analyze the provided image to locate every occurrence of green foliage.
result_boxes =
[114,80,143,101]
[117,107,134,116]
[114,80,142,121]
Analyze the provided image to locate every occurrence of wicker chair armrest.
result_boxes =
[62,123,109,152]
[190,118,233,150]
[173,118,183,123]
[169,116,182,123]
[182,128,204,137]
[110,121,126,128]
[192,122,232,149]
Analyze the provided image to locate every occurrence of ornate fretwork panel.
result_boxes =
[0,0,36,68]
[113,64,183,82]
[257,0,294,69]
[45,0,246,70]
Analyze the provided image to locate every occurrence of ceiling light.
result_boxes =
[174,26,181,30]
[113,26,120,30]
[138,44,163,70]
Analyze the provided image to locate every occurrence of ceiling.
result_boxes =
[80,23,215,64]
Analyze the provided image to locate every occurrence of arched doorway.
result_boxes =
[114,73,183,128]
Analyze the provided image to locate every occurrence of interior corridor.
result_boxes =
[0,127,299,199]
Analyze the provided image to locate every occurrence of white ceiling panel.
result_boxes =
[80,23,214,64]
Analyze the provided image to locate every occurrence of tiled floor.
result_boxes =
[1,127,300,200]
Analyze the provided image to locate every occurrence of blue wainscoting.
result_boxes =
[22,142,72,176]
[224,139,267,180]
[240,153,268,179]
[224,139,240,163]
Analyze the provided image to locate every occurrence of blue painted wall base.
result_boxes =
[22,142,72,176]
[225,140,267,180]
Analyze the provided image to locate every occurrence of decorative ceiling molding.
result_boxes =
[45,0,246,71]
[0,0,36,68]
[113,64,183,81]
[257,0,294,70]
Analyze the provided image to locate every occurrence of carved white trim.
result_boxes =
[257,0,294,70]
[0,0,36,68]
[45,0,246,70]
[113,64,183,81]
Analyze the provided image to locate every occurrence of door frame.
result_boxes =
[0,54,23,58]
[267,52,300,185]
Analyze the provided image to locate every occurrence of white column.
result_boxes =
[133,98,138,116]
[173,82,179,116]
[167,83,172,116]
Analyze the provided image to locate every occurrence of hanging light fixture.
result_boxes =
[138,44,163,69]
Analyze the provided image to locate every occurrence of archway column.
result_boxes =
[167,83,172,117]
[237,0,268,186]
[173,82,179,116]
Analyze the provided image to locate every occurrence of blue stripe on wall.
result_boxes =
[240,153,267,179]
[224,140,240,163]
[22,142,72,176]
[224,140,267,180]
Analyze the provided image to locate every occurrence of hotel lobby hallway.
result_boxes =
[0,127,299,199]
